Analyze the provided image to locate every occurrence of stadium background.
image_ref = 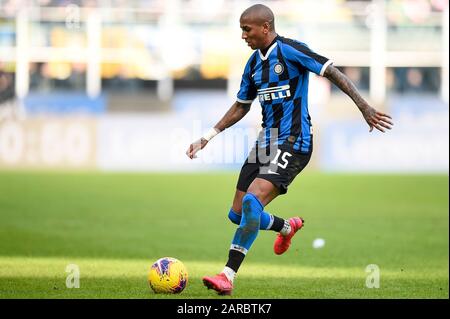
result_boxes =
[0,0,448,299]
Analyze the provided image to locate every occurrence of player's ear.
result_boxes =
[262,22,270,34]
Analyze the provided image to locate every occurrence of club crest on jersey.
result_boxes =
[258,85,291,102]
[274,63,284,75]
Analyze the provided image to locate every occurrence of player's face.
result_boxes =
[240,17,269,50]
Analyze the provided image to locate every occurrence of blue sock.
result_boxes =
[230,193,263,254]
[228,208,273,230]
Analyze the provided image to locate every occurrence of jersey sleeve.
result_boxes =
[236,55,257,104]
[291,43,333,76]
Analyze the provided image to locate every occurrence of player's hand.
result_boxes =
[361,106,394,133]
[186,138,209,159]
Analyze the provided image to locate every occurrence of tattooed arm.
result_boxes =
[323,65,393,132]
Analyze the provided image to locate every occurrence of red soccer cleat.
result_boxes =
[202,273,233,295]
[274,217,304,255]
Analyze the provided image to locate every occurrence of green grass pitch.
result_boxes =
[0,171,448,298]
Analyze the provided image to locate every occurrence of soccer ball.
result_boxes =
[148,257,188,294]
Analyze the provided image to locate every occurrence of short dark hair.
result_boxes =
[241,4,275,31]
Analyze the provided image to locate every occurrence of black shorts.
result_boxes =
[236,139,312,195]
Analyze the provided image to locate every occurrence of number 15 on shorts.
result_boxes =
[271,149,292,169]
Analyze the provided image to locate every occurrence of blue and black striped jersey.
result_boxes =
[237,35,333,153]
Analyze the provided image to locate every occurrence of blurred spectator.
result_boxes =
[0,68,15,104]
[331,67,370,92]
[389,67,441,93]
[29,62,86,92]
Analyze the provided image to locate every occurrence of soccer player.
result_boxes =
[186,4,393,295]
